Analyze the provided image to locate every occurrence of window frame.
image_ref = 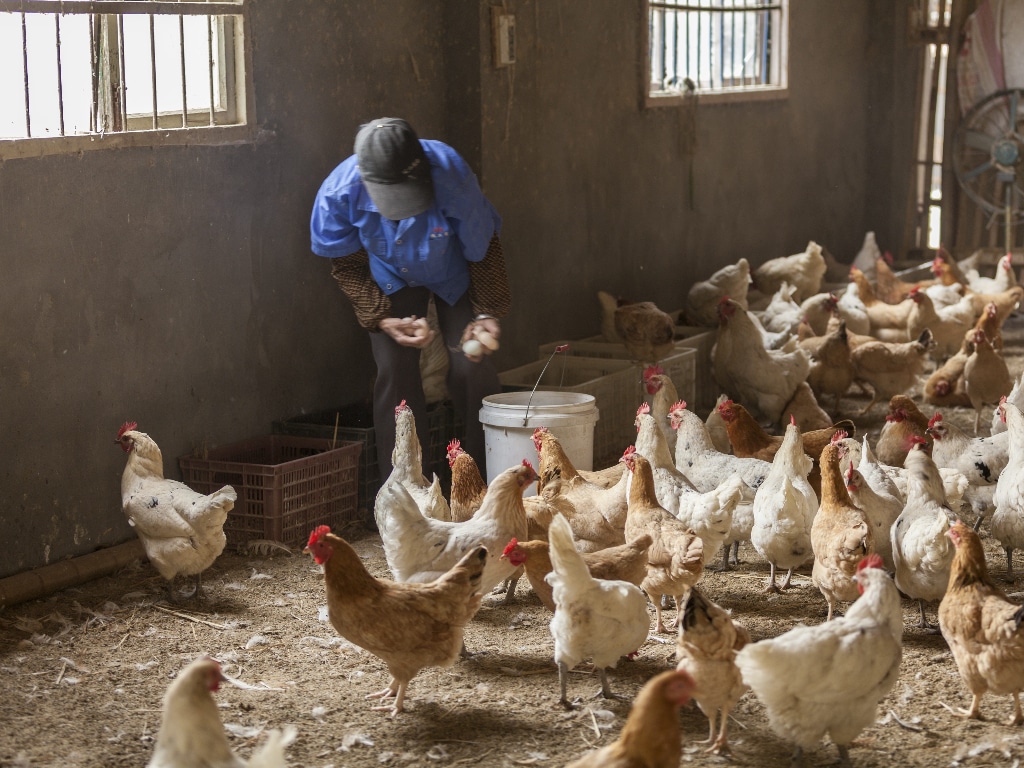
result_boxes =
[641,0,789,109]
[0,0,256,160]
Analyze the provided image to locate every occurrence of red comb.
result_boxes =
[790,414,796,426]
[555,344,570,353]
[307,525,331,547]
[643,365,665,381]
[447,438,461,452]
[857,553,884,572]
[637,402,651,416]
[502,539,518,556]
[845,464,855,482]
[623,445,636,456]
[670,400,687,412]
[395,400,408,415]
[521,459,534,469]
[117,421,138,439]
[927,413,942,428]
[830,430,848,444]
[718,295,730,304]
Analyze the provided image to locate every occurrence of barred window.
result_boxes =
[0,0,252,158]
[646,0,787,105]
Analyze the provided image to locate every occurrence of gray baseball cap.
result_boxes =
[354,118,434,220]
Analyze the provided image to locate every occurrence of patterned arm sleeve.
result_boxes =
[467,233,512,318]
[329,249,391,331]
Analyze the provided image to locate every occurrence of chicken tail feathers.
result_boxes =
[547,514,591,586]
[245,724,297,768]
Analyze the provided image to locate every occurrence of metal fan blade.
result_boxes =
[963,128,995,153]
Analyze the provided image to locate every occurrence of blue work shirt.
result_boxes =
[310,140,501,306]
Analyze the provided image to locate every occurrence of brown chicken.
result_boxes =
[924,334,973,408]
[875,252,935,304]
[533,428,630,550]
[598,290,677,364]
[965,329,1013,433]
[850,328,935,414]
[499,533,652,612]
[973,300,1006,351]
[965,284,1024,321]
[447,439,486,523]
[939,521,1024,725]
[804,319,854,412]
[850,267,915,341]
[810,444,874,621]
[304,526,486,716]
[675,587,750,755]
[716,399,854,463]
[563,669,697,768]
[875,394,932,467]
[622,451,705,633]
[716,399,853,496]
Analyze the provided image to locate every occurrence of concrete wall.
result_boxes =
[0,0,911,578]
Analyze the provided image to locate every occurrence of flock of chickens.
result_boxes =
[112,233,1024,767]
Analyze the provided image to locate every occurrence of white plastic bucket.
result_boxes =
[479,391,599,495]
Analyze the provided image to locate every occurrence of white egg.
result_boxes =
[474,329,500,350]
[462,339,484,357]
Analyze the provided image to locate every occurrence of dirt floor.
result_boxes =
[4,326,1024,768]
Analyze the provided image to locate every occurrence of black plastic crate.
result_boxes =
[273,400,463,519]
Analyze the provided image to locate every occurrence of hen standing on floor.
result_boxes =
[116,421,235,603]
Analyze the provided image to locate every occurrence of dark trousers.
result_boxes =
[369,287,501,478]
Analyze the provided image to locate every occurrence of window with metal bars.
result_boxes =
[0,0,250,157]
[646,0,787,104]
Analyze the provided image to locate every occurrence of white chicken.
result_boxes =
[669,400,770,568]
[844,464,901,572]
[749,420,817,593]
[147,656,296,768]
[758,281,804,335]
[379,400,451,522]
[712,297,810,425]
[685,257,751,327]
[991,401,1024,579]
[927,411,1008,528]
[751,240,828,303]
[632,404,743,565]
[850,230,883,281]
[993,373,1024,436]
[546,513,650,708]
[735,555,902,768]
[965,251,1018,294]
[373,461,536,596]
[116,422,236,602]
[890,441,956,630]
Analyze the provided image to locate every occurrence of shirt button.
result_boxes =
[385,283,393,290]
[401,268,408,273]
[396,239,403,245]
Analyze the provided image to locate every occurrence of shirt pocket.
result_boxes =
[420,227,452,261]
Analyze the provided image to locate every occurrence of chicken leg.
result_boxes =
[366,677,406,717]
[557,661,575,710]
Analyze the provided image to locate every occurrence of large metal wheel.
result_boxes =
[951,87,1024,242]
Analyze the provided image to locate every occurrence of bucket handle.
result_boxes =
[523,344,570,426]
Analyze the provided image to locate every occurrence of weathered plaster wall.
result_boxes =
[0,0,913,578]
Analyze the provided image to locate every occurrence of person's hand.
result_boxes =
[379,315,435,348]
[460,316,501,362]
